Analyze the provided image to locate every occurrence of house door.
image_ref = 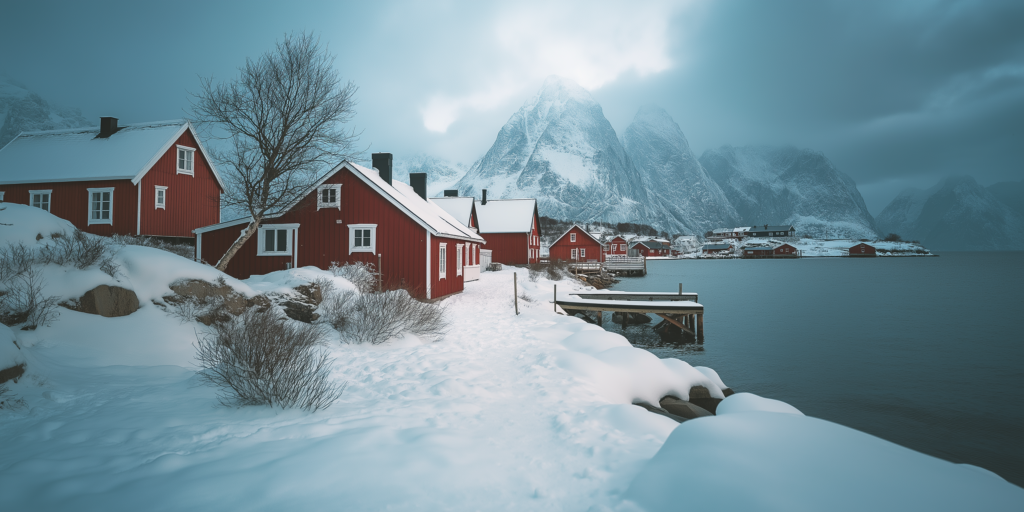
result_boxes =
[571,248,578,260]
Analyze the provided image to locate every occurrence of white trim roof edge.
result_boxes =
[551,224,602,246]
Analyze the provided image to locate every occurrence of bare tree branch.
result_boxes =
[189,32,360,271]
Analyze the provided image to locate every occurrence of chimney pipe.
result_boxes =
[372,152,393,186]
[481,189,487,205]
[98,117,119,138]
[410,173,427,200]
[444,190,458,197]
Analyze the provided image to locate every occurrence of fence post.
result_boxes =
[514,272,519,315]
[553,284,557,313]
[679,283,682,295]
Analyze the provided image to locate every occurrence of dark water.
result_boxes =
[604,252,1024,487]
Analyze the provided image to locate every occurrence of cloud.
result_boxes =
[420,0,689,133]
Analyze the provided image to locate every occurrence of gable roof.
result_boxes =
[475,199,538,234]
[195,161,483,243]
[749,225,795,232]
[429,196,476,228]
[551,224,602,246]
[632,240,668,250]
[0,119,226,189]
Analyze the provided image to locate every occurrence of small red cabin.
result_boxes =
[474,194,541,265]
[631,239,670,257]
[606,236,629,256]
[194,157,484,300]
[849,243,876,257]
[774,243,799,258]
[0,118,223,240]
[550,225,604,262]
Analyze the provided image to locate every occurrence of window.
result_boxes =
[0,191,5,201]
[257,224,298,256]
[176,146,195,175]
[439,243,447,279]
[456,244,463,276]
[570,233,576,242]
[30,190,51,212]
[571,248,578,260]
[87,188,113,225]
[317,184,341,210]
[155,186,167,209]
[580,248,586,258]
[348,224,377,254]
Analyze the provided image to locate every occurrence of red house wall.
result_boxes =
[481,232,529,265]
[849,243,876,256]
[774,244,798,256]
[550,226,603,262]
[139,130,221,238]
[198,167,472,300]
[608,237,628,255]
[0,179,136,237]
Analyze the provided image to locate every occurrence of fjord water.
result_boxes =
[607,252,1024,487]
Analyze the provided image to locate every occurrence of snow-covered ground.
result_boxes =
[680,237,934,259]
[1,205,1019,511]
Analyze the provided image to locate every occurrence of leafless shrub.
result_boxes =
[317,288,356,331]
[0,268,59,329]
[110,234,195,260]
[0,243,35,282]
[341,289,447,345]
[0,385,26,410]
[98,255,121,279]
[329,261,379,293]
[38,230,106,269]
[194,308,343,411]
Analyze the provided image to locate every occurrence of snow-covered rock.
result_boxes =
[623,105,740,235]
[0,324,24,372]
[0,76,91,148]
[700,145,878,239]
[876,176,1024,250]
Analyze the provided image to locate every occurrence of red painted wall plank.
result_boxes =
[549,226,603,262]
[139,129,221,238]
[0,179,136,236]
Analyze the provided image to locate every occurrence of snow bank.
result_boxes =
[624,411,1024,511]
[717,392,803,415]
[0,325,24,369]
[0,202,75,245]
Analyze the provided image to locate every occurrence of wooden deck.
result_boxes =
[552,287,705,340]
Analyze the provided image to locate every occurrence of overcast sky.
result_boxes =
[2,0,1021,214]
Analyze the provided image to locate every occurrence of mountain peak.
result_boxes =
[527,75,596,110]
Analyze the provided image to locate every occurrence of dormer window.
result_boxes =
[176,146,195,175]
[317,184,341,210]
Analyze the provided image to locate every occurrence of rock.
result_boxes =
[687,385,723,414]
[281,300,319,323]
[633,401,687,423]
[76,285,139,317]
[169,279,247,315]
[0,363,26,384]
[659,396,713,419]
[723,387,735,397]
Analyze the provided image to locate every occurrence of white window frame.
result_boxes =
[176,145,195,176]
[87,187,114,225]
[439,243,447,279]
[155,186,167,210]
[257,223,298,256]
[348,223,377,255]
[0,191,5,201]
[456,244,463,276]
[570,233,576,242]
[29,189,51,212]
[571,248,578,260]
[317,184,342,210]
[580,248,586,258]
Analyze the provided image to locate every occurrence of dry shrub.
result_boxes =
[110,234,195,260]
[38,230,106,269]
[320,287,448,345]
[0,384,26,410]
[317,288,356,331]
[0,243,34,282]
[329,261,379,293]
[194,308,344,411]
[0,268,59,329]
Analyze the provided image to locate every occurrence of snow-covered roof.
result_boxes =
[702,244,732,250]
[198,162,483,243]
[633,240,668,250]
[429,196,475,228]
[476,199,537,234]
[749,225,795,232]
[0,119,225,189]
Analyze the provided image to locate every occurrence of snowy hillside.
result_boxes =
[454,76,660,230]
[700,145,878,239]
[876,176,1024,251]
[622,105,740,235]
[0,76,91,148]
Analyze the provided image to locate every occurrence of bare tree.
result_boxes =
[190,32,359,271]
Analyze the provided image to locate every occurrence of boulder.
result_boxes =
[659,396,713,419]
[687,385,723,414]
[0,363,25,384]
[633,401,687,423]
[169,279,247,315]
[77,285,139,317]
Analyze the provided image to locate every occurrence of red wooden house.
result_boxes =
[474,191,541,265]
[606,235,629,256]
[631,239,670,257]
[774,243,800,258]
[430,194,479,232]
[550,225,604,262]
[849,243,876,257]
[194,154,484,300]
[0,118,223,240]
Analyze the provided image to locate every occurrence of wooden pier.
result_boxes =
[553,287,704,340]
[567,256,647,276]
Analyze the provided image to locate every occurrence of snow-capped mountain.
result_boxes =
[454,76,661,229]
[699,145,878,239]
[986,179,1024,218]
[622,105,740,235]
[392,154,468,197]
[0,76,91,148]
[876,176,1024,250]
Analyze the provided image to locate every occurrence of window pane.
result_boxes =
[264,230,275,252]
[322,189,329,203]
[178,149,185,168]
[186,151,193,171]
[277,229,288,252]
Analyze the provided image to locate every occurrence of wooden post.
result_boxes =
[514,272,519,316]
[621,311,628,329]
[377,254,383,291]
[697,313,704,342]
[679,283,682,295]
[597,311,603,327]
[553,284,557,313]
